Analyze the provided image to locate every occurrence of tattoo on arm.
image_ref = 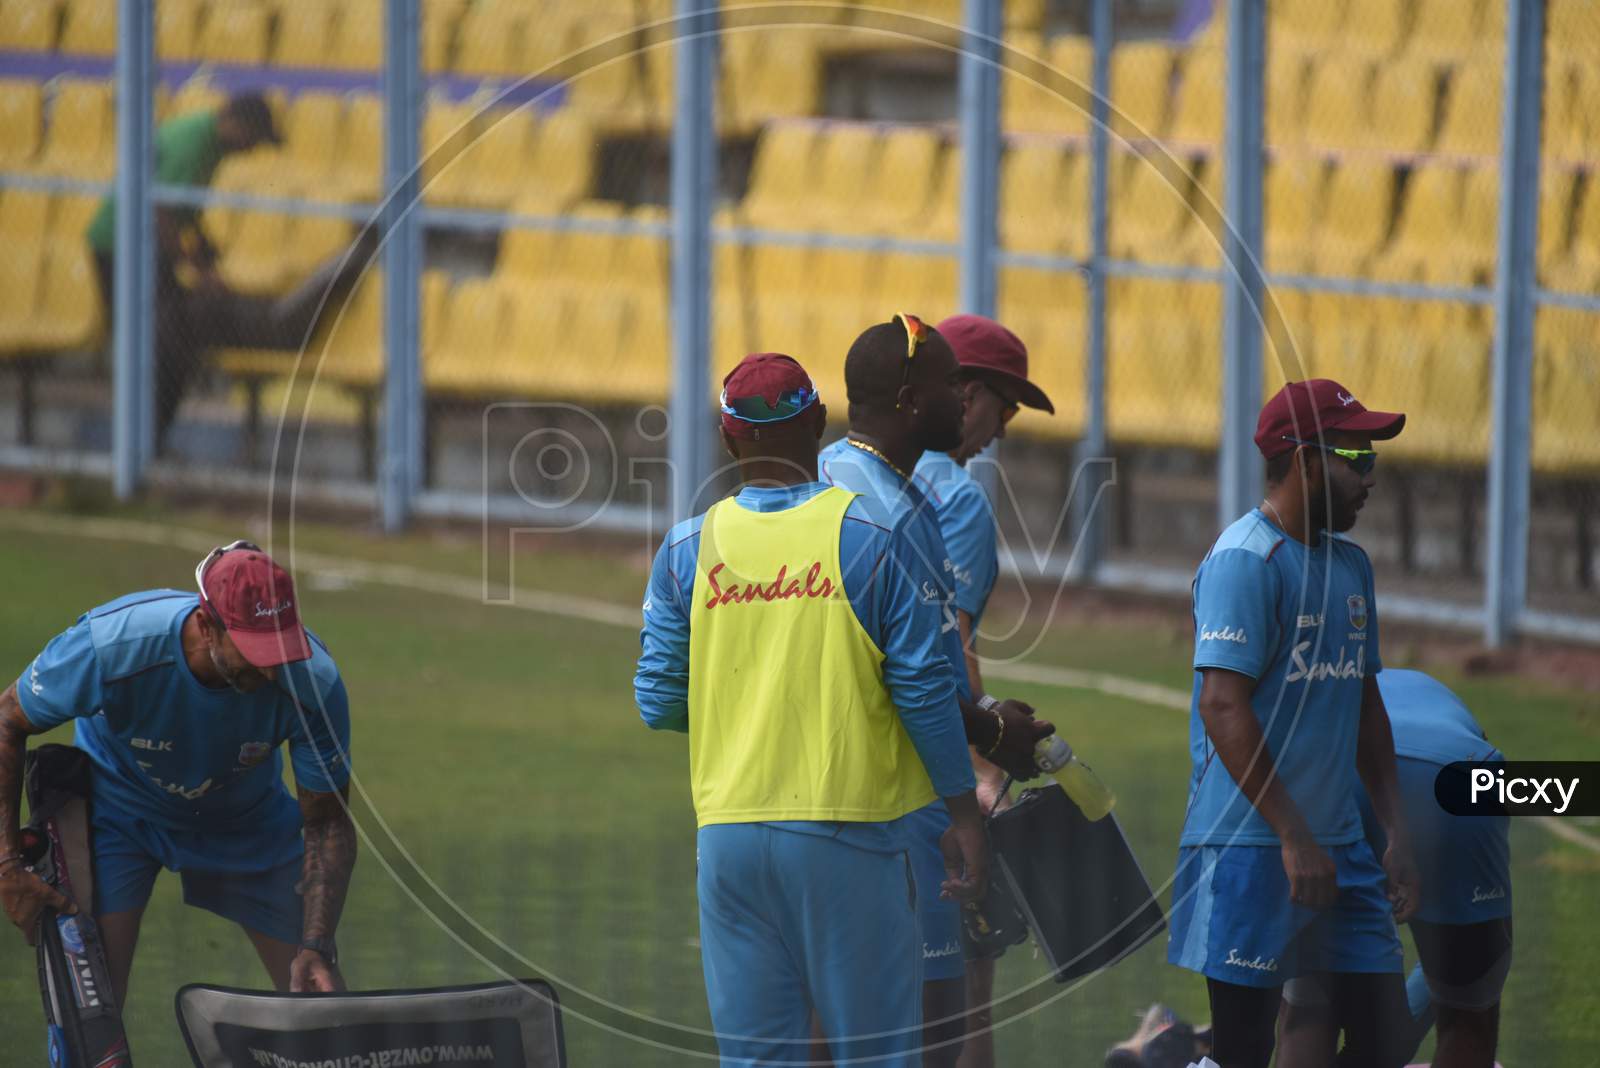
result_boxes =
[297,783,357,943]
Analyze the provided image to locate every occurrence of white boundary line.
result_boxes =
[4,509,1595,857]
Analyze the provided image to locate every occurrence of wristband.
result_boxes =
[981,707,1005,758]
[976,694,999,712]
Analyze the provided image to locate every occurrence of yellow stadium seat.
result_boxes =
[420,98,482,197]
[1175,155,1224,265]
[738,122,819,230]
[854,126,943,236]
[1567,172,1600,279]
[1435,67,1501,158]
[61,0,115,54]
[283,215,355,286]
[49,192,100,245]
[796,123,882,232]
[156,0,201,60]
[724,31,822,127]
[277,92,346,196]
[455,2,526,78]
[997,264,1078,326]
[1405,0,1485,63]
[609,294,671,402]
[0,190,50,354]
[1002,304,1086,439]
[1566,64,1600,164]
[1265,50,1307,149]
[483,283,575,397]
[1362,58,1440,153]
[1110,42,1174,139]
[1370,163,1466,283]
[1300,55,1375,153]
[519,111,597,213]
[876,251,957,318]
[1311,161,1398,276]
[330,0,384,71]
[196,1,271,65]
[1533,306,1600,473]
[273,3,337,67]
[1107,281,1219,448]
[35,78,114,181]
[0,79,42,170]
[0,0,60,51]
[426,278,511,396]
[1271,0,1343,57]
[1545,0,1596,68]
[219,212,295,295]
[1264,156,1327,273]
[432,106,537,212]
[1001,32,1090,136]
[566,288,637,394]
[1537,168,1578,276]
[550,202,627,296]
[1169,48,1224,147]
[337,93,384,202]
[1399,309,1491,465]
[1342,0,1410,57]
[496,214,563,290]
[166,75,223,119]
[1109,155,1195,264]
[26,241,103,352]
[615,207,671,299]
[421,0,463,74]
[1006,0,1045,32]
[749,243,810,306]
[1433,165,1498,286]
[1000,140,1075,255]
[286,266,382,391]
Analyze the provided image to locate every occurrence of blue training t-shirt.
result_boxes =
[1375,669,1497,766]
[16,590,352,841]
[913,450,999,631]
[819,438,972,700]
[1180,509,1382,848]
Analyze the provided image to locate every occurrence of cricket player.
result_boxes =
[819,316,1054,1067]
[915,314,1055,1068]
[1283,669,1512,1068]
[636,352,990,1067]
[1166,379,1421,1068]
[0,542,355,1005]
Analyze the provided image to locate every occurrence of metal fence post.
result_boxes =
[1219,0,1266,529]
[670,0,718,523]
[381,0,422,532]
[958,0,1000,319]
[1486,0,1544,647]
[112,0,154,498]
[1071,0,1113,583]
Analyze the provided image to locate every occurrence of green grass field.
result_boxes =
[1,501,1597,1065]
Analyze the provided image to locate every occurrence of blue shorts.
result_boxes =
[698,823,923,1066]
[90,807,305,946]
[1167,840,1403,987]
[1360,754,1512,926]
[900,802,965,982]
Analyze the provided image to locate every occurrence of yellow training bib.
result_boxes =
[687,487,937,826]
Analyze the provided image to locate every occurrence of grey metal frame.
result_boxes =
[11,0,1594,645]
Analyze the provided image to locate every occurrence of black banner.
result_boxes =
[214,1017,527,1068]
[1436,761,1600,818]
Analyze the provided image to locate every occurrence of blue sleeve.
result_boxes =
[1363,553,1383,674]
[875,518,977,798]
[1191,548,1276,679]
[283,663,352,794]
[635,529,694,733]
[13,617,103,731]
[939,483,998,622]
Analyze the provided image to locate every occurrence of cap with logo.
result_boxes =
[719,352,822,439]
[1254,379,1406,459]
[935,313,1055,414]
[198,549,311,667]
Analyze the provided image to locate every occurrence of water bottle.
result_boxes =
[1034,736,1115,821]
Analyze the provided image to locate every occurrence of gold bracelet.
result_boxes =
[982,708,1005,757]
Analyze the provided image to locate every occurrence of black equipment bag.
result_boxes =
[968,783,1167,983]
[176,980,568,1068]
[24,743,132,1067]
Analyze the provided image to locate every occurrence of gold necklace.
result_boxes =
[846,437,911,481]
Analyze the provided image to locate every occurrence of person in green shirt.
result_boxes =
[88,92,369,455]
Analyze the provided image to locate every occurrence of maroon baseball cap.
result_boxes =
[936,314,1054,414]
[1255,379,1406,459]
[197,546,311,667]
[719,352,821,439]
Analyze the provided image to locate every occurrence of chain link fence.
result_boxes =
[0,0,1595,630]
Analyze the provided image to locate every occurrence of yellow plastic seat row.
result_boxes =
[0,189,105,356]
[0,0,59,51]
[1533,305,1600,474]
[23,77,115,181]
